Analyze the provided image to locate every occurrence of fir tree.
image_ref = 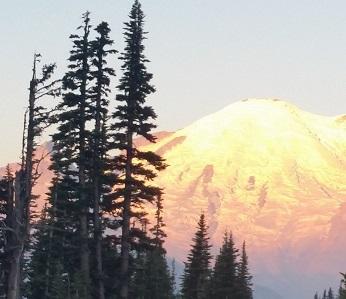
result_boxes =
[30,14,118,299]
[102,236,122,299]
[0,165,14,298]
[28,12,93,299]
[149,194,167,252]
[141,250,172,299]
[327,287,334,299]
[50,12,94,298]
[322,289,327,299]
[26,176,79,299]
[237,241,253,299]
[209,231,239,299]
[89,20,117,299]
[170,258,178,297]
[111,1,167,298]
[181,213,212,299]
[339,273,346,299]
[131,194,173,299]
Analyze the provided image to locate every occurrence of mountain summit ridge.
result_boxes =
[139,98,346,298]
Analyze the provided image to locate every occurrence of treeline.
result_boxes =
[314,288,334,299]
[314,273,346,299]
[0,1,167,298]
[0,1,254,299]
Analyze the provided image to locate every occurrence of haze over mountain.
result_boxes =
[1,98,346,298]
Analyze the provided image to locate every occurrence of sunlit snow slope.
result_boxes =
[138,99,346,298]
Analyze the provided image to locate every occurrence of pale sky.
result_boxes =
[1,0,346,166]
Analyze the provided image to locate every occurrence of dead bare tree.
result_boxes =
[2,54,60,299]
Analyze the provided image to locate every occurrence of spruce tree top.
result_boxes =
[113,0,157,143]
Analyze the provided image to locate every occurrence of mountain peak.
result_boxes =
[140,99,346,298]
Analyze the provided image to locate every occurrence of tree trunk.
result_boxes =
[6,58,38,299]
[6,172,24,299]
[93,176,105,299]
[93,123,105,299]
[93,45,106,299]
[93,115,104,299]
[120,124,133,299]
[44,193,57,299]
[23,76,36,242]
[78,23,90,298]
[79,114,90,298]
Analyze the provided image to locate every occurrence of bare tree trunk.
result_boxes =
[6,252,21,299]
[6,54,44,299]
[8,61,37,299]
[4,54,58,299]
[23,74,36,243]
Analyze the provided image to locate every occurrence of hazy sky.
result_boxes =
[1,0,346,166]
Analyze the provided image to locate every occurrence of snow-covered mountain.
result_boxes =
[2,98,346,298]
[138,99,346,299]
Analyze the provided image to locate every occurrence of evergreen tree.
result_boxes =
[149,194,167,252]
[102,236,122,299]
[28,13,118,299]
[209,231,239,299]
[327,287,334,299]
[24,12,121,299]
[29,12,90,299]
[111,1,167,298]
[89,20,117,299]
[170,258,178,298]
[0,165,14,298]
[49,12,94,298]
[131,194,173,299]
[141,250,172,299]
[322,289,327,299]
[339,273,346,299]
[237,241,253,299]
[181,213,212,299]
[26,175,80,299]
[64,12,92,297]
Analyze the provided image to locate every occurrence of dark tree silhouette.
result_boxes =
[181,213,212,299]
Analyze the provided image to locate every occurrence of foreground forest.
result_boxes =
[0,1,253,298]
[0,1,345,299]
